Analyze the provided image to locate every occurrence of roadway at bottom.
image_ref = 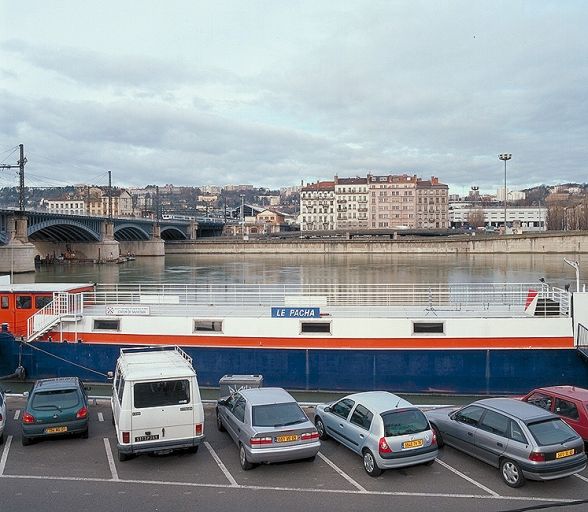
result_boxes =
[1,400,588,512]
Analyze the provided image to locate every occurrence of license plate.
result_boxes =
[402,439,424,449]
[276,435,299,443]
[135,434,159,442]
[556,449,574,459]
[45,426,67,434]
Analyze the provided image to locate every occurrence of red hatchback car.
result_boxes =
[522,386,588,443]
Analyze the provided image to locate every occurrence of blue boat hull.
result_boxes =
[1,332,587,394]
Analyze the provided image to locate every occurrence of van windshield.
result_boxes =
[134,380,190,408]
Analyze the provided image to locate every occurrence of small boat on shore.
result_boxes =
[1,280,587,394]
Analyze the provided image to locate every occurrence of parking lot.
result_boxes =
[2,397,588,512]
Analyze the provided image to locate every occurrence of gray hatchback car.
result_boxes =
[427,398,587,487]
[216,387,320,470]
[314,391,438,476]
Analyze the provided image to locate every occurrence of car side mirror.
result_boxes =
[324,406,331,413]
[23,391,29,398]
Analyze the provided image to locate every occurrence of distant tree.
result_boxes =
[467,208,485,228]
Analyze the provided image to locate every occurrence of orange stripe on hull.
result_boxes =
[50,332,575,350]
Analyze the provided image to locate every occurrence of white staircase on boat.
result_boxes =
[26,292,84,342]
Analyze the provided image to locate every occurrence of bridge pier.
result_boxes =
[33,240,120,262]
[0,215,36,273]
[119,239,165,257]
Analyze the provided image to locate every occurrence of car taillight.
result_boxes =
[0,413,2,421]
[529,451,545,462]
[250,437,272,446]
[431,430,437,446]
[195,423,203,435]
[301,431,320,441]
[122,431,130,444]
[379,437,392,454]
[76,406,88,419]
[22,412,35,424]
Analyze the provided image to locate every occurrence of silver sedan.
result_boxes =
[216,387,320,470]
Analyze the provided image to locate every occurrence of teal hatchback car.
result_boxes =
[21,377,90,445]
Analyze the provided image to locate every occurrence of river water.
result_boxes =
[10,253,587,290]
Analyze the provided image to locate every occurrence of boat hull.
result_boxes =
[2,332,586,394]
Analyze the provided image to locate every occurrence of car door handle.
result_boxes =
[467,432,473,437]
[339,424,344,428]
[497,442,503,447]
[359,434,364,439]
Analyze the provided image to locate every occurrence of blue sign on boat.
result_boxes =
[271,307,320,318]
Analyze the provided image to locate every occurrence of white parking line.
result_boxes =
[204,441,238,487]
[0,436,12,476]
[575,473,588,484]
[98,412,104,422]
[13,410,20,421]
[103,438,119,481]
[317,452,367,493]
[435,458,499,497]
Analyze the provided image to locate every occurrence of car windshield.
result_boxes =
[32,389,80,410]
[382,409,429,436]
[252,402,307,427]
[527,418,578,445]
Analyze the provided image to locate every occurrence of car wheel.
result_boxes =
[362,449,382,477]
[0,432,4,445]
[216,409,225,432]
[239,444,253,471]
[304,455,317,462]
[81,428,89,439]
[315,417,328,440]
[500,458,525,488]
[118,451,131,462]
[431,423,444,448]
[22,436,32,446]
[111,414,115,426]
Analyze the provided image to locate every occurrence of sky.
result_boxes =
[1,1,587,195]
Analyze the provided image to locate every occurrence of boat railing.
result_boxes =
[26,292,84,341]
[81,282,567,314]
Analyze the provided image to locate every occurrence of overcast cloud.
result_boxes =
[0,0,586,193]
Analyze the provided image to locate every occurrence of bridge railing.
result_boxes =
[81,282,564,314]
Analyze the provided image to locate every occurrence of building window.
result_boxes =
[194,320,223,332]
[93,319,121,330]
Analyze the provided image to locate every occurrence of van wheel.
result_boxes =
[239,444,253,471]
[501,458,525,488]
[187,445,199,454]
[363,449,382,477]
[118,451,131,462]
[216,409,225,432]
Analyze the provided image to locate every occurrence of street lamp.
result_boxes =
[498,153,512,231]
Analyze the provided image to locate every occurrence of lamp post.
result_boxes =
[498,153,512,231]
[240,194,245,239]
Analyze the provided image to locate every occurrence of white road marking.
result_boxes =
[575,473,588,484]
[0,473,579,503]
[204,441,238,487]
[0,436,12,475]
[435,458,499,497]
[317,452,367,493]
[13,410,20,421]
[103,438,119,481]
[98,412,104,422]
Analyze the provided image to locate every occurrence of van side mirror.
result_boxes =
[218,398,228,406]
[23,391,29,398]
[107,371,114,380]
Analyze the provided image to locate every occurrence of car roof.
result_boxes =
[33,377,80,390]
[239,387,295,406]
[475,398,555,422]
[533,386,588,403]
[341,391,413,414]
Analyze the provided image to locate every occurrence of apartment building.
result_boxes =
[334,176,368,229]
[368,174,418,229]
[300,181,336,231]
[416,177,449,229]
[43,199,86,215]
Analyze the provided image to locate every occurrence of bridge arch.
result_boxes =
[114,224,151,241]
[160,226,188,240]
[28,219,101,242]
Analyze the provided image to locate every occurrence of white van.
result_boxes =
[111,346,204,461]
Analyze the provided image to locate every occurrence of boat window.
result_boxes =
[16,295,32,309]
[194,320,223,333]
[93,319,120,331]
[133,379,190,408]
[35,296,53,309]
[1,296,8,309]
[412,322,444,334]
[301,322,331,334]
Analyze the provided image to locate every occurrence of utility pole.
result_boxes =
[0,143,27,212]
[108,170,113,220]
[155,186,160,225]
